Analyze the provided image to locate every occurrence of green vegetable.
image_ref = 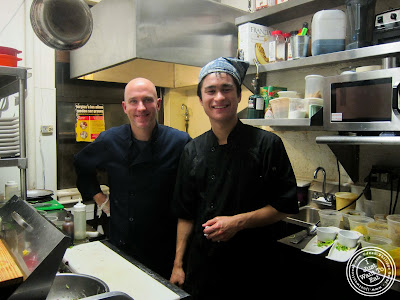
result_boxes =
[317,240,334,247]
[335,243,349,251]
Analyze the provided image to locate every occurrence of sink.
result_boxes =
[82,292,134,300]
[285,205,320,228]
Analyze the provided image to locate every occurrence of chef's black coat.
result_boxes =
[74,123,191,279]
[173,120,298,299]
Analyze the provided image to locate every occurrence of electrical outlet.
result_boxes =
[368,166,400,190]
[40,125,53,135]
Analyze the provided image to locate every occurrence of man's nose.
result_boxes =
[137,100,146,110]
[214,90,225,100]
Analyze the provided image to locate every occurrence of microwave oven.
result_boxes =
[323,67,400,132]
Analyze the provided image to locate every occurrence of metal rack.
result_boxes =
[0,66,29,200]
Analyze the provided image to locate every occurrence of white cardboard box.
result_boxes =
[238,23,274,65]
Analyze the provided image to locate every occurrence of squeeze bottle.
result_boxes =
[73,199,86,240]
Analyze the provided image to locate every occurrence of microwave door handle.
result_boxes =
[394,82,400,113]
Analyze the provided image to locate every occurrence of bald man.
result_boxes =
[74,78,191,278]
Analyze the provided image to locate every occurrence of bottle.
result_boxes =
[283,32,291,61]
[5,181,19,201]
[247,77,264,119]
[62,215,74,244]
[73,199,86,240]
[269,30,285,62]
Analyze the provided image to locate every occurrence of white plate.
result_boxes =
[0,132,19,139]
[0,128,18,134]
[0,117,18,122]
[0,120,19,126]
[0,137,19,143]
[326,240,361,262]
[302,235,335,254]
[0,145,19,151]
[0,141,19,147]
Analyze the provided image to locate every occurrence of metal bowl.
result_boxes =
[46,273,109,300]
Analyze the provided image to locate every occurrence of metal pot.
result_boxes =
[46,273,109,299]
[30,0,93,50]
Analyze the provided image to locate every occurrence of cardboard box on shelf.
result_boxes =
[238,23,274,65]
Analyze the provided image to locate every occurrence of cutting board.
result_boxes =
[34,199,64,211]
[63,241,179,300]
[0,240,23,287]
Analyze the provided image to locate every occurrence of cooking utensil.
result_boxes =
[289,220,320,244]
[30,0,93,50]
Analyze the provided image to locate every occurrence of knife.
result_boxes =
[32,203,52,208]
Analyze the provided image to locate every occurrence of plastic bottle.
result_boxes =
[269,30,285,62]
[73,199,86,240]
[5,181,19,201]
[62,215,74,243]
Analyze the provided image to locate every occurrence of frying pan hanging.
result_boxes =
[30,0,93,50]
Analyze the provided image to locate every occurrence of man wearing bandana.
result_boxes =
[170,57,299,299]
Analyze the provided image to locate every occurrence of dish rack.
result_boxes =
[0,66,29,200]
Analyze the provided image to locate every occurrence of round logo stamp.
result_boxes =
[346,246,396,297]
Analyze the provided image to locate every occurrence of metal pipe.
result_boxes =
[314,166,326,199]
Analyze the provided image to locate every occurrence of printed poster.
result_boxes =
[75,104,105,142]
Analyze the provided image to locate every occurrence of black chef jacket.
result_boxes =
[173,120,298,299]
[74,123,191,279]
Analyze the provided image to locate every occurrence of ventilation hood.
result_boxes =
[70,0,246,88]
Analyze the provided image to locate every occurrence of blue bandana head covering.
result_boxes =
[198,57,249,85]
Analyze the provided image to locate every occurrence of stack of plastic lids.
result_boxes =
[0,46,22,67]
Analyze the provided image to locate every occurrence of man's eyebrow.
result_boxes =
[204,83,234,89]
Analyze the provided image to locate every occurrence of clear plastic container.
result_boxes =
[269,97,289,118]
[343,209,365,230]
[305,75,324,99]
[348,215,374,235]
[361,236,393,251]
[304,97,323,118]
[5,180,19,201]
[288,98,307,119]
[367,221,389,238]
[318,209,342,227]
[311,10,346,56]
[387,214,400,247]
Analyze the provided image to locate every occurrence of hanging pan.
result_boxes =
[30,0,93,51]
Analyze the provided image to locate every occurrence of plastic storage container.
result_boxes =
[311,10,346,56]
[387,214,400,246]
[335,192,358,212]
[73,200,86,240]
[269,97,289,118]
[342,209,365,230]
[5,181,19,201]
[288,98,307,119]
[367,221,389,238]
[348,215,374,235]
[269,30,285,62]
[318,209,342,227]
[305,75,324,99]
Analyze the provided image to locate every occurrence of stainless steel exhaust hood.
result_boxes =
[70,0,246,88]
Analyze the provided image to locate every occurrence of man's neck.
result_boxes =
[131,123,156,141]
[210,118,238,145]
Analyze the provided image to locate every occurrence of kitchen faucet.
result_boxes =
[314,166,326,200]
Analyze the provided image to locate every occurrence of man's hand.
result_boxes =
[202,216,241,242]
[170,265,185,287]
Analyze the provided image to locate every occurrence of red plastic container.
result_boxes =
[0,54,22,67]
[0,46,22,56]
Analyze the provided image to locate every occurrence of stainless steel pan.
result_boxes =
[30,0,93,50]
[27,189,53,199]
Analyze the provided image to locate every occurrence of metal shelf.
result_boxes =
[236,0,345,26]
[246,41,400,74]
[316,135,400,145]
[0,66,29,200]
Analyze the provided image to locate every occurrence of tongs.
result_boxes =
[289,220,320,244]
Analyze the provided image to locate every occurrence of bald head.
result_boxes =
[124,77,157,101]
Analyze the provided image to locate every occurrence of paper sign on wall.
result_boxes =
[75,104,105,142]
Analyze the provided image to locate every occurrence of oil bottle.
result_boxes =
[247,60,264,119]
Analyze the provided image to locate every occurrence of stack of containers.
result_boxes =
[0,47,22,67]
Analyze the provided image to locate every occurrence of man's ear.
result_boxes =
[198,97,203,106]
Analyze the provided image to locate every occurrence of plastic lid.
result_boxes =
[282,32,291,38]
[271,30,283,35]
[64,215,72,222]
[73,199,86,210]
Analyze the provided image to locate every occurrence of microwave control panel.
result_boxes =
[375,8,400,27]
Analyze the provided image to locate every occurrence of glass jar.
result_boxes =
[269,30,285,62]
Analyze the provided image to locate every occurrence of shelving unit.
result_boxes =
[0,66,29,200]
[236,0,400,129]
